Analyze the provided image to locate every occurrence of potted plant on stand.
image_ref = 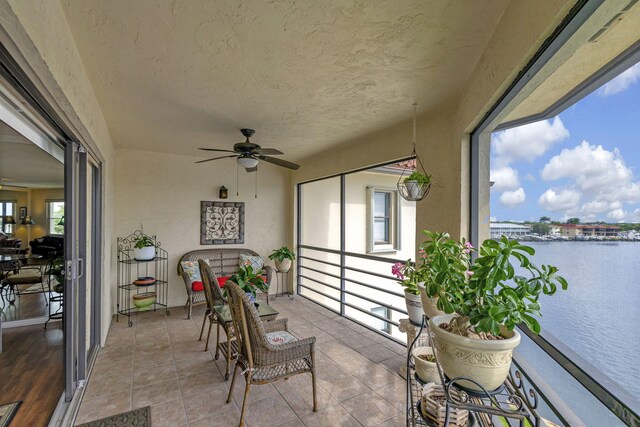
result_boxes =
[229,265,269,306]
[403,171,432,199]
[133,234,155,261]
[268,246,296,272]
[392,260,425,324]
[425,233,567,392]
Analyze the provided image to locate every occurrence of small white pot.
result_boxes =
[417,282,446,319]
[404,290,424,324]
[275,259,292,272]
[404,180,422,198]
[429,314,521,391]
[412,346,441,384]
[134,246,155,261]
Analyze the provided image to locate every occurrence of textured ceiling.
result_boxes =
[62,0,509,161]
[0,121,64,188]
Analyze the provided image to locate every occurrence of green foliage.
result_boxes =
[539,216,551,222]
[567,217,581,224]
[391,259,426,295]
[419,231,568,336]
[268,246,296,262]
[403,171,432,185]
[531,223,551,235]
[133,234,154,249]
[229,265,268,299]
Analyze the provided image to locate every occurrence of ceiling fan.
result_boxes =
[196,128,300,171]
[0,178,27,190]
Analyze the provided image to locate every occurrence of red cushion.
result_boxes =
[217,276,231,288]
[192,281,204,292]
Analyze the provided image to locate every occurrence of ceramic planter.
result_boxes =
[275,258,292,272]
[404,180,422,198]
[429,314,520,391]
[134,246,155,261]
[417,282,446,319]
[412,346,441,384]
[404,289,423,324]
[132,292,156,310]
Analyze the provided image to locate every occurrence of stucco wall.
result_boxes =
[115,148,291,308]
[3,0,117,344]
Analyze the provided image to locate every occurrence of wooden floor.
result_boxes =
[0,290,61,322]
[0,323,64,427]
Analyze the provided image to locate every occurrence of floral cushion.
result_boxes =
[181,259,209,284]
[239,255,264,271]
[266,331,297,345]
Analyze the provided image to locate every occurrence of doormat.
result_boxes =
[76,406,151,427]
[0,401,21,427]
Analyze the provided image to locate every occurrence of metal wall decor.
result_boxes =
[201,201,245,244]
[397,103,432,202]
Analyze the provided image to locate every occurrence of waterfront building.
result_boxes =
[490,222,532,239]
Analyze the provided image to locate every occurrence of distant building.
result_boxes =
[559,224,621,237]
[490,222,532,239]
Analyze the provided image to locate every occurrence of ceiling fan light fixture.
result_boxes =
[237,155,259,169]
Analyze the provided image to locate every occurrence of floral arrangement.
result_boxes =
[392,259,426,295]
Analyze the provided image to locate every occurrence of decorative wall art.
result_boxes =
[18,207,27,220]
[200,201,245,245]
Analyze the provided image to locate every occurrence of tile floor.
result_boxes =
[75,297,407,427]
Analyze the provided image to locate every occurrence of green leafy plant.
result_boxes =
[229,264,268,299]
[403,171,432,185]
[391,259,426,295]
[268,246,296,262]
[133,234,154,249]
[420,231,568,337]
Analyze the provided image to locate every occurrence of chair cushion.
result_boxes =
[239,254,263,271]
[266,331,297,346]
[217,276,230,288]
[7,274,41,285]
[181,260,209,284]
[192,281,204,292]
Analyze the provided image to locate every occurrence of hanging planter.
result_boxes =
[397,104,432,202]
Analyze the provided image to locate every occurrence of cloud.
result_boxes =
[524,173,536,182]
[490,166,520,191]
[598,62,640,96]
[607,208,626,222]
[491,117,569,166]
[541,140,634,194]
[538,188,581,212]
[500,188,526,207]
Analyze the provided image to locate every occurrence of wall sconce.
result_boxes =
[219,186,228,199]
[21,215,35,225]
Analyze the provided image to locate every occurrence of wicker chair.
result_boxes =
[224,281,317,426]
[178,248,274,319]
[198,260,227,355]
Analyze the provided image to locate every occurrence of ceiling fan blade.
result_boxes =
[258,155,300,170]
[252,148,283,155]
[245,166,258,173]
[198,148,237,153]
[195,155,238,164]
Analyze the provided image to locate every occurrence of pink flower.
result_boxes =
[418,248,427,259]
[465,270,474,277]
[463,241,474,254]
[391,262,405,280]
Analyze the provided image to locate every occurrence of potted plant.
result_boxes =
[403,171,432,198]
[391,260,425,324]
[424,233,567,391]
[268,246,296,272]
[229,264,269,305]
[133,234,155,260]
[417,231,472,319]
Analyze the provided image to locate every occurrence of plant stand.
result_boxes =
[271,269,294,301]
[116,231,169,327]
[406,315,539,427]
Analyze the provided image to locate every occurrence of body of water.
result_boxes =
[515,241,640,424]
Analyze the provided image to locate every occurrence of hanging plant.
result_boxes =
[397,103,433,201]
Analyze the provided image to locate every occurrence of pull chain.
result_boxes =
[255,168,258,198]
[412,102,418,156]
[236,164,239,196]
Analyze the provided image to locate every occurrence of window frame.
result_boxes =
[46,199,65,236]
[370,306,391,334]
[1,200,17,235]
[367,186,400,254]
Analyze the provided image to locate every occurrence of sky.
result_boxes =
[490,61,640,223]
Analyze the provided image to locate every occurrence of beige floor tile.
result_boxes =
[372,379,406,412]
[350,362,402,389]
[174,351,216,378]
[356,344,400,363]
[183,384,235,422]
[377,355,405,375]
[187,405,240,427]
[374,415,405,427]
[149,398,188,427]
[132,378,182,407]
[75,391,132,425]
[243,394,299,427]
[274,373,337,417]
[179,370,227,398]
[231,381,281,407]
[83,370,132,399]
[298,403,362,427]
[341,390,402,427]
[133,348,174,368]
[133,361,177,388]
[317,372,370,401]
[338,332,377,350]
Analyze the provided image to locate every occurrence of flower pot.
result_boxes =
[132,292,156,310]
[275,259,292,272]
[404,290,423,324]
[417,282,446,319]
[134,246,155,261]
[412,346,441,384]
[429,314,520,391]
[404,180,423,198]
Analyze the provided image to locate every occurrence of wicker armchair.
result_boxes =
[178,248,274,319]
[198,260,226,354]
[224,281,317,426]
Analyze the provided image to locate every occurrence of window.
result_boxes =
[370,306,391,334]
[47,200,65,235]
[1,201,16,235]
[368,188,399,252]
